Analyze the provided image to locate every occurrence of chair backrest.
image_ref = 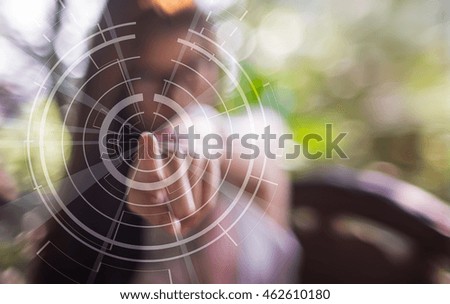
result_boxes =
[291,167,450,283]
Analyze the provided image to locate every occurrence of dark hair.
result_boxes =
[30,0,208,283]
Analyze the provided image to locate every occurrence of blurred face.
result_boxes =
[132,25,218,131]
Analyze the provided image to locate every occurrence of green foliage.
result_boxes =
[0,100,71,192]
[224,0,450,200]
[0,242,27,270]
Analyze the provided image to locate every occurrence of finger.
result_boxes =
[180,159,220,234]
[132,132,165,183]
[179,158,206,233]
[164,156,196,222]
[202,158,221,209]
[188,158,205,210]
[127,132,168,220]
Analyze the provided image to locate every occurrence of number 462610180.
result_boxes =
[262,289,331,300]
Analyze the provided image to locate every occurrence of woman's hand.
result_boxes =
[126,132,221,235]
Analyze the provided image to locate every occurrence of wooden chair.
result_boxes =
[291,167,450,283]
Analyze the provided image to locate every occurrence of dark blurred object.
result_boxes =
[373,131,422,172]
[292,166,450,283]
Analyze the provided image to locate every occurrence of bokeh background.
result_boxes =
[0,0,449,282]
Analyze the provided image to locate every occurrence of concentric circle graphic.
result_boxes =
[26,5,279,281]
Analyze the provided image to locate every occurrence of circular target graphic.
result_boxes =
[27,8,274,278]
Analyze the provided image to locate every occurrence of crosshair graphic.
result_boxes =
[26,3,280,283]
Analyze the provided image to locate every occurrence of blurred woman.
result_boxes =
[30,0,300,283]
